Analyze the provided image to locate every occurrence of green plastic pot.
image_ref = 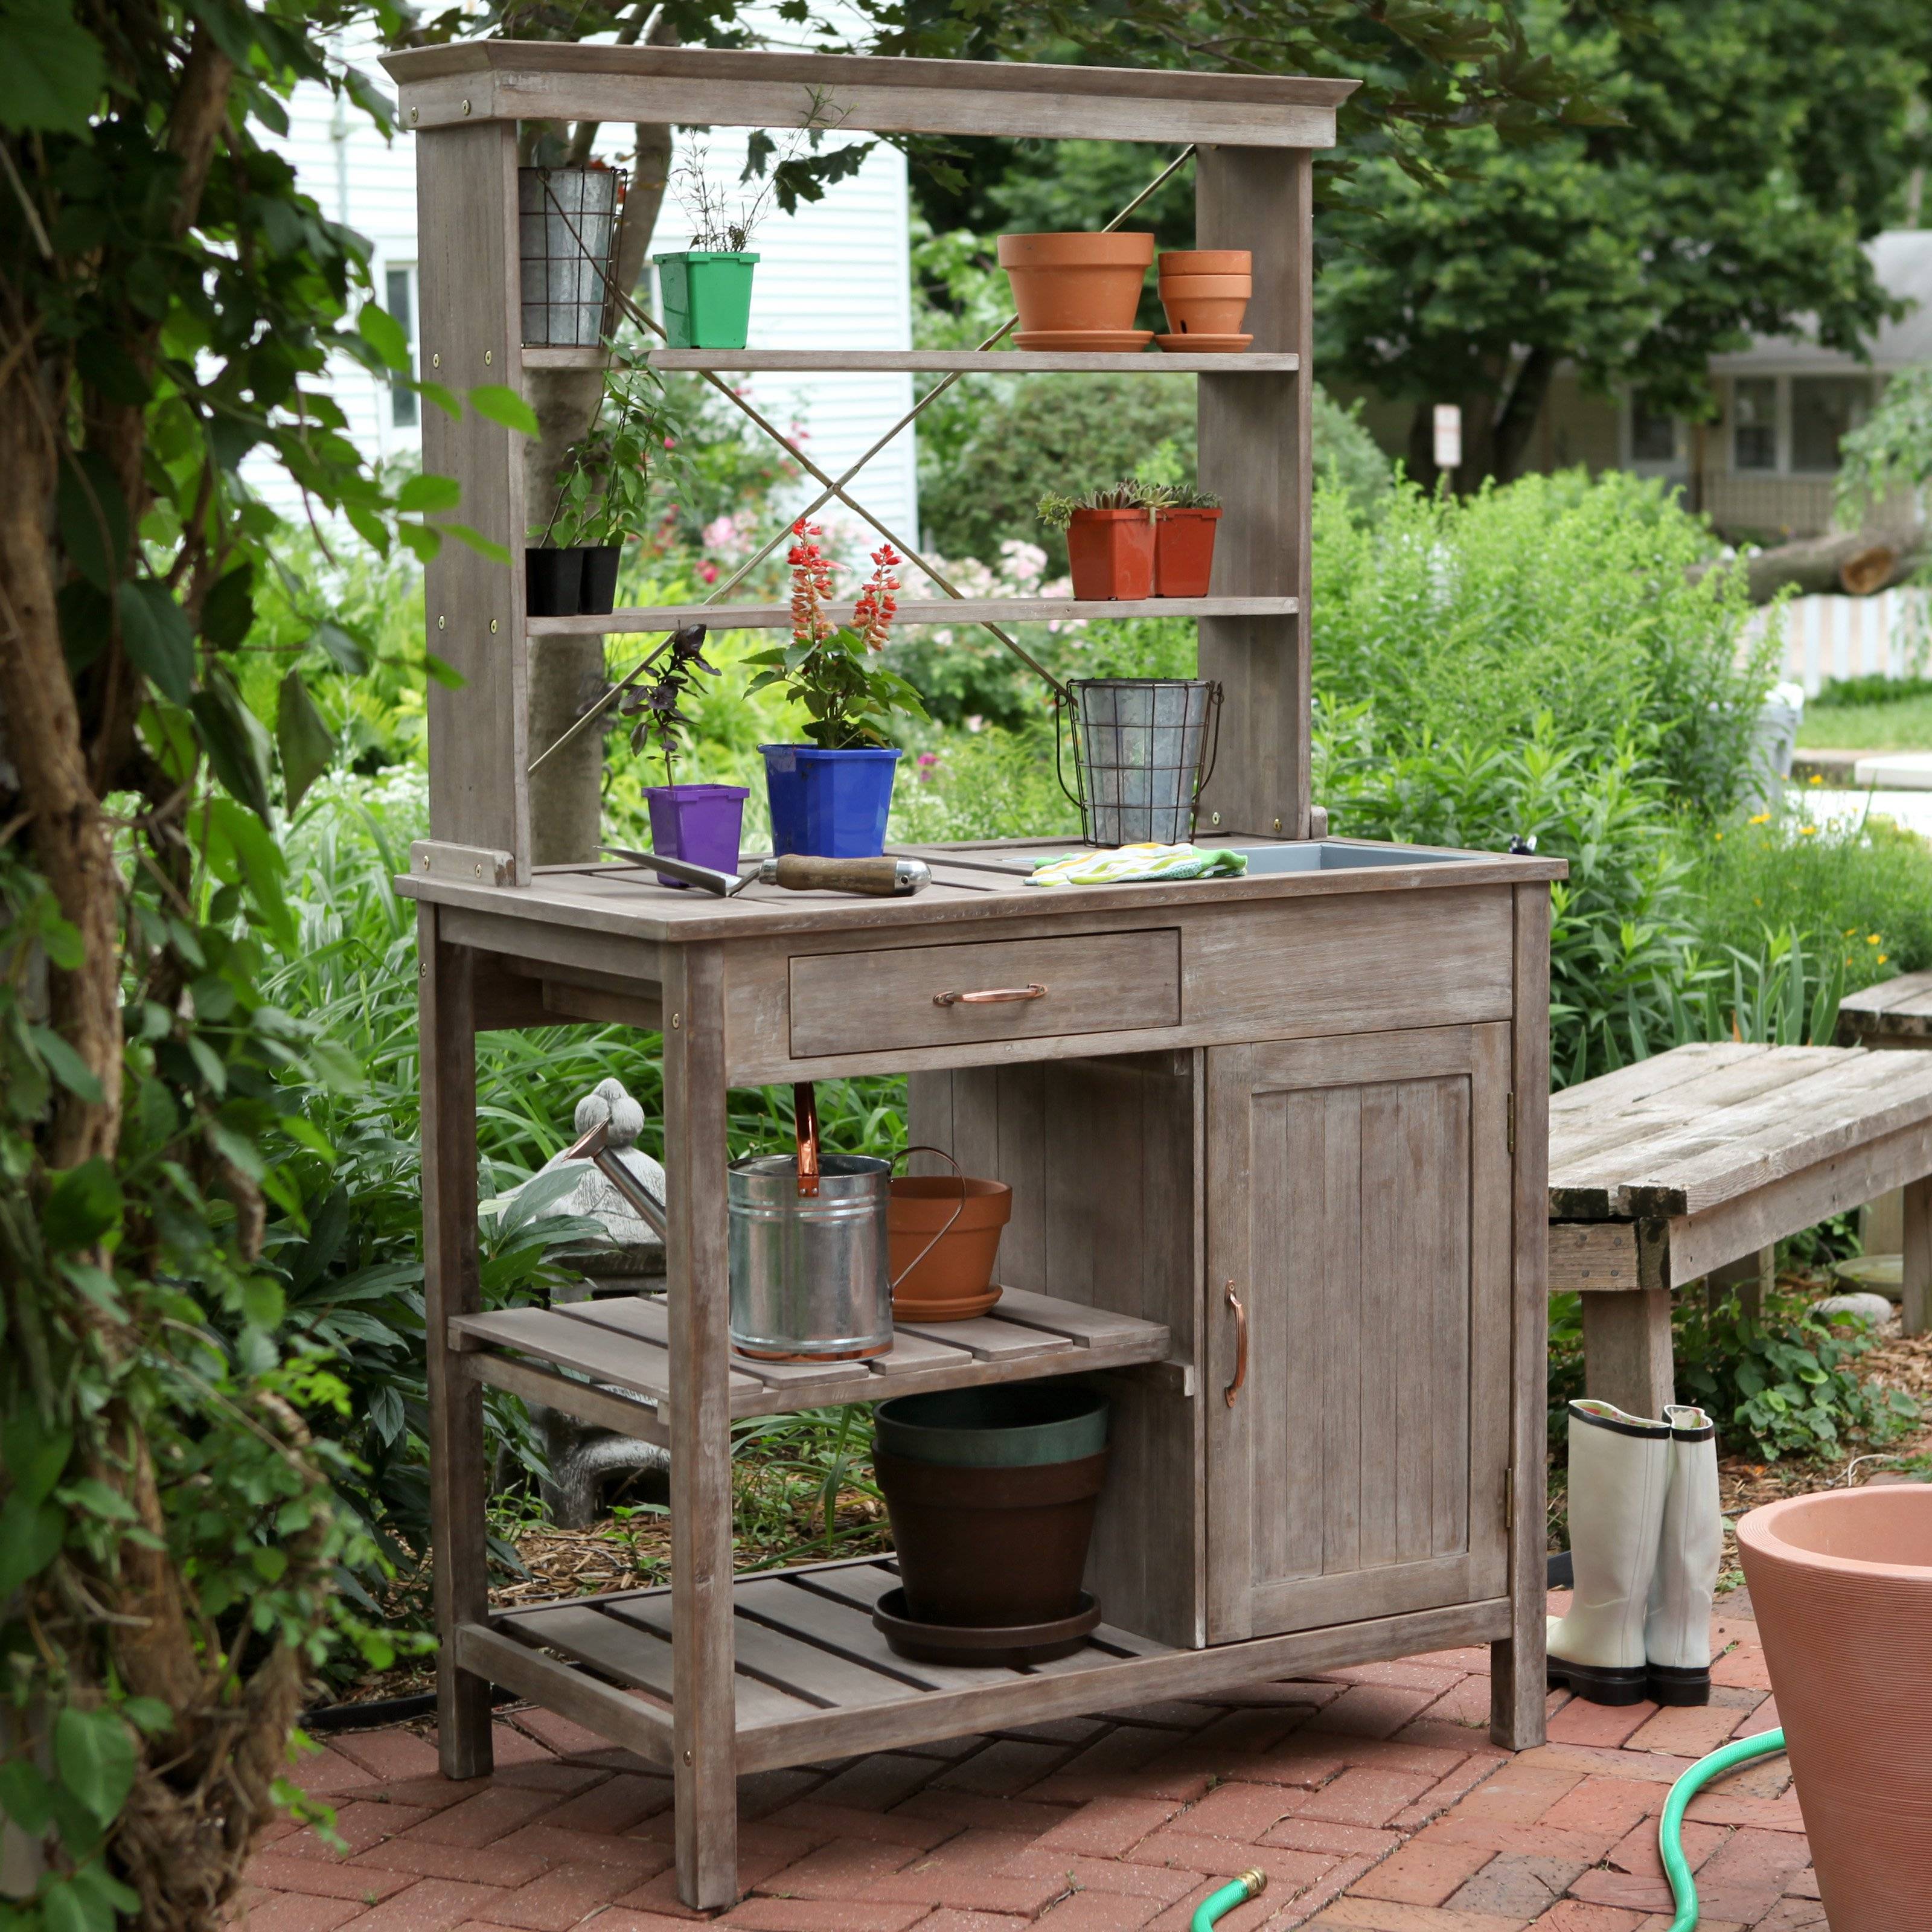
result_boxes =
[654,251,759,349]
[874,1383,1108,1468]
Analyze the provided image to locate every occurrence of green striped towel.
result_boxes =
[1027,843,1249,888]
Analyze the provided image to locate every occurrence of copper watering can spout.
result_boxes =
[793,1081,821,1198]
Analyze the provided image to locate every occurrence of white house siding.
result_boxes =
[242,33,917,552]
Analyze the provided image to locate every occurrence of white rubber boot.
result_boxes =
[1547,1398,1671,1706]
[1645,1403,1721,1706]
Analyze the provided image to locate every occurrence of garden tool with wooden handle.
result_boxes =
[600,844,930,898]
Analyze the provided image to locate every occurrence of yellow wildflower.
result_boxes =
[1880,955,1890,965]
[1799,826,1815,836]
[1869,934,1882,945]
[1809,773,1824,785]
[1748,812,1771,825]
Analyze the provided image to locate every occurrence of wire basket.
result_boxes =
[1055,678,1223,847]
[519,166,618,348]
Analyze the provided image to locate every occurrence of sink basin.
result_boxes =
[1229,840,1471,873]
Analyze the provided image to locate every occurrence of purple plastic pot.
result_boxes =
[644,783,749,889]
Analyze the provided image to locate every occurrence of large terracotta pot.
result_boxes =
[997,232,1154,336]
[1158,249,1252,277]
[1157,274,1251,338]
[1736,1487,1932,1930]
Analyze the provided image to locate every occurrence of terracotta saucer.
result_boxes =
[892,1284,1004,1323]
[872,1587,1103,1666]
[1154,333,1254,353]
[1012,329,1155,352]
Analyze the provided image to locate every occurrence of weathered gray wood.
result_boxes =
[1204,1026,1512,1646]
[461,1349,670,1448]
[384,43,1354,147]
[788,927,1180,1060]
[458,1621,673,1765]
[1838,968,1932,1044]
[420,910,494,1777]
[411,839,515,887]
[885,1314,1059,1361]
[1905,1176,1931,1338]
[1548,1221,1659,1294]
[451,1305,685,1404]
[734,1576,1002,1694]
[528,595,1299,636]
[662,945,738,1908]
[1195,146,1310,839]
[416,122,529,881]
[1581,1290,1675,1420]
[1494,884,1550,1751]
[523,346,1303,373]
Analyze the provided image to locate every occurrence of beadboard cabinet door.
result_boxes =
[1204,1025,1514,1643]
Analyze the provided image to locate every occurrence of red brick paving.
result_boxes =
[242,1597,1815,1931]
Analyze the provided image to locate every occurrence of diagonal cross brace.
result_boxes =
[525,141,1196,776]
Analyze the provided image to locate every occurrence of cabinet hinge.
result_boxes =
[1503,1466,1514,1531]
[1506,1092,1516,1156]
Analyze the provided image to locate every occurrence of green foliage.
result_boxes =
[542,361,676,549]
[1837,362,1932,525]
[1812,671,1932,710]
[1796,687,1932,750]
[1675,1293,1919,1462]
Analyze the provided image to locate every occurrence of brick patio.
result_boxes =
[239,1593,1815,1932]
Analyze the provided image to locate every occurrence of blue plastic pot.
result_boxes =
[761,744,902,858]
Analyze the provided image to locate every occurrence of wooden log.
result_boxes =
[1691,526,1928,605]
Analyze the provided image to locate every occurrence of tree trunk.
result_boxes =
[1691,526,1930,604]
[1492,345,1556,484]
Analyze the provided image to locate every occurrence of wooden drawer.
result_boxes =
[788,928,1181,1058]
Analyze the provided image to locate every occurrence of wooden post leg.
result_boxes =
[1904,1176,1931,1339]
[1494,883,1550,1750]
[1708,1247,1772,1324]
[420,907,494,1778]
[662,947,738,1909]
[1581,1288,1675,1419]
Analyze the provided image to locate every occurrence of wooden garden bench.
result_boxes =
[1838,968,1932,1051]
[1548,1041,1932,1418]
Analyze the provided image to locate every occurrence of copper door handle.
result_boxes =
[933,983,1048,1006]
[1224,1281,1247,1409]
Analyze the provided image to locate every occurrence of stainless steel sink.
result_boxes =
[1229,840,1471,873]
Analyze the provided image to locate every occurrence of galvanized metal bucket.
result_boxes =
[519,166,617,348]
[1055,677,1223,846]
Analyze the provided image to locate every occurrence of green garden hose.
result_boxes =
[1659,1728,1788,1930]
[1191,1868,1265,1932]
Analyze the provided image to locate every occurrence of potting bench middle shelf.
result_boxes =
[525,595,1298,636]
[520,347,1302,374]
[450,1285,1175,1441]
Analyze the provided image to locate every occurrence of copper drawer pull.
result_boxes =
[933,983,1048,1007]
[1224,1280,1247,1409]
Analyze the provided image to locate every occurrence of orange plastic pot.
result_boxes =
[1157,273,1252,337]
[997,232,1154,335]
[1064,508,1156,601]
[1155,507,1221,598]
[1159,249,1251,278]
[888,1176,1012,1320]
[1738,1486,1932,1930]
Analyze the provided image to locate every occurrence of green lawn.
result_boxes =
[1799,691,1932,750]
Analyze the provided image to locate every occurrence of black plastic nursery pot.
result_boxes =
[526,545,584,616]
[872,1384,1110,1637]
[580,544,621,615]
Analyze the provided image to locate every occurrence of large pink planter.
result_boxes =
[1736,1487,1932,1930]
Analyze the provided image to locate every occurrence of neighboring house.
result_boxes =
[244,31,919,554]
[1538,230,1932,540]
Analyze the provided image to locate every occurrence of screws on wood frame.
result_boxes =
[1211,811,1222,827]
[420,854,430,869]
[461,98,472,114]
[438,615,446,629]
[670,1014,681,1029]
[490,618,499,633]
[1273,817,1282,833]
[474,862,483,877]
[484,349,492,366]
[430,351,440,368]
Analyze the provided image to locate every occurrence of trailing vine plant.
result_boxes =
[0,5,529,1927]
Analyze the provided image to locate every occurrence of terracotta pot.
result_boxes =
[1158,273,1252,338]
[1737,1487,1932,1929]
[1159,249,1252,277]
[874,1444,1108,1627]
[1155,507,1221,598]
[1064,507,1156,600]
[888,1176,1012,1319]
[997,232,1154,336]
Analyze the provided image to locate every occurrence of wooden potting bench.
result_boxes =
[383,42,1564,1909]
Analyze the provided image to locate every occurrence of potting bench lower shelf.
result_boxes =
[457,1555,1515,1776]
[450,1287,1177,1440]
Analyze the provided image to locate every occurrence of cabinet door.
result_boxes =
[1204,1025,1513,1643]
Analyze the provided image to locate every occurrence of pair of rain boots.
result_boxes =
[1546,1398,1722,1707]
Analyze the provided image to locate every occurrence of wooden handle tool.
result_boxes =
[757,856,931,897]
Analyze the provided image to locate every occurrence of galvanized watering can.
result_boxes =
[729,1086,964,1362]
[559,1087,961,1365]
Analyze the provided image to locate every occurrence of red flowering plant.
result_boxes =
[746,522,929,748]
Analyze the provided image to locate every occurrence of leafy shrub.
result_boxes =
[1675,1293,1919,1462]
[1811,671,1932,709]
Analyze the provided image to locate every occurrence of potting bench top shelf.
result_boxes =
[525,594,1299,636]
[521,347,1303,374]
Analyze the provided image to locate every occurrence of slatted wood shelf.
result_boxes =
[526,595,1298,637]
[521,346,1301,374]
[451,1286,1174,1429]
[459,1555,1514,1775]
